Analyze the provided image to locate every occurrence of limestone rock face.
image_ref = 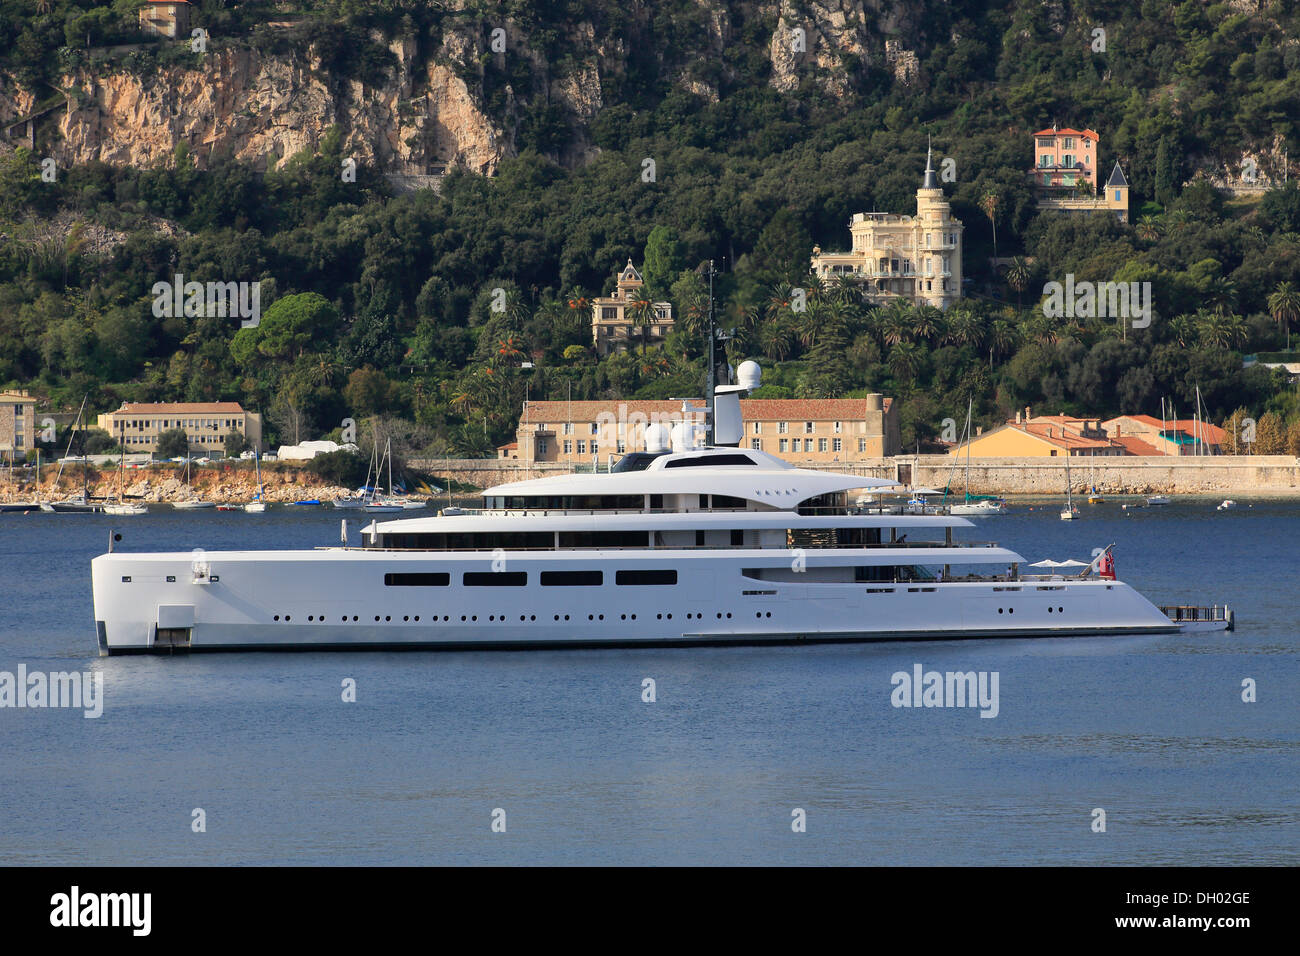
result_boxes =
[3,40,506,176]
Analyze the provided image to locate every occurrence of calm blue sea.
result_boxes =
[0,499,1295,865]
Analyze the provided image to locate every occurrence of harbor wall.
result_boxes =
[409,455,1300,495]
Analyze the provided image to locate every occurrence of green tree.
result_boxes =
[156,428,190,460]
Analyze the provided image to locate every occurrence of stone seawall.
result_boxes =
[411,456,1300,495]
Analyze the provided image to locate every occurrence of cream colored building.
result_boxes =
[809,146,964,308]
[0,389,37,463]
[97,402,262,454]
[591,261,673,356]
[502,396,898,464]
[138,0,192,39]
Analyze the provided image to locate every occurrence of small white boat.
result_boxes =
[331,496,367,509]
[1216,499,1237,511]
[243,449,268,512]
[363,500,404,514]
[399,499,428,510]
[1060,453,1080,520]
[1146,495,1171,506]
[104,502,147,516]
[173,499,216,511]
[950,498,1007,516]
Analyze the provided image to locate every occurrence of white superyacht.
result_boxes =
[90,366,1217,653]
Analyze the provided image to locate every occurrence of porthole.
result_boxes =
[414,616,420,622]
[667,614,672,620]
[589,614,594,621]
[489,615,495,621]
[341,616,346,622]
[308,615,314,621]
[1008,608,1015,614]
[620,614,626,620]
[716,612,722,619]
[352,615,358,621]
[403,615,409,622]
[998,608,1004,614]
[530,615,536,621]
[520,615,526,621]
[285,615,291,621]
[471,615,478,621]
[385,615,391,622]
[554,615,559,621]
[725,613,731,619]
[765,612,772,618]
[1048,607,1053,614]
[563,615,570,621]
[598,614,604,620]
[631,614,636,620]
[657,613,662,620]
[756,612,762,618]
[273,615,280,621]
[1058,607,1064,613]
[462,615,468,622]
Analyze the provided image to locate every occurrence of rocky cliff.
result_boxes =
[0,1,917,174]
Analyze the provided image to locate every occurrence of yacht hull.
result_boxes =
[91,549,1178,654]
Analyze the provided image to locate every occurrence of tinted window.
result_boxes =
[464,572,528,586]
[615,569,678,586]
[384,572,450,587]
[540,570,603,586]
[664,454,756,468]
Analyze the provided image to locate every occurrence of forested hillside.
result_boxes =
[2,0,1300,454]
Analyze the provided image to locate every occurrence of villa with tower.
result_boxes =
[590,261,674,356]
[1030,124,1130,223]
[809,146,964,309]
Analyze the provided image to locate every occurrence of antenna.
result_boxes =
[705,259,718,446]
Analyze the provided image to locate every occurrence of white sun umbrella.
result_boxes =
[908,487,946,496]
[1028,559,1091,568]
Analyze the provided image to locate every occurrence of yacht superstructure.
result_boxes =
[90,366,1191,653]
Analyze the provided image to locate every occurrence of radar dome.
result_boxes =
[644,422,672,453]
[736,360,762,390]
[670,421,702,452]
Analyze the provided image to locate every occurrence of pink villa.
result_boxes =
[1032,125,1100,193]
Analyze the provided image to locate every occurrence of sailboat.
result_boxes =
[363,439,404,513]
[947,399,1007,516]
[104,444,146,515]
[173,451,215,510]
[243,447,268,512]
[1060,452,1080,520]
[48,396,103,512]
[332,439,376,508]
[1086,463,1104,503]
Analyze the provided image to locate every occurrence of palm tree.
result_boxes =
[980,191,1000,260]
[888,339,923,382]
[36,0,50,14]
[1005,256,1030,312]
[1267,281,1300,349]
[911,305,945,345]
[986,317,1020,367]
[1195,308,1247,351]
[881,298,914,346]
[943,306,984,351]
[1135,216,1162,242]
[759,318,796,361]
[628,297,656,354]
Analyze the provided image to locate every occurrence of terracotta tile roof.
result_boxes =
[1115,436,1162,456]
[520,398,891,423]
[111,402,246,414]
[1033,127,1099,140]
